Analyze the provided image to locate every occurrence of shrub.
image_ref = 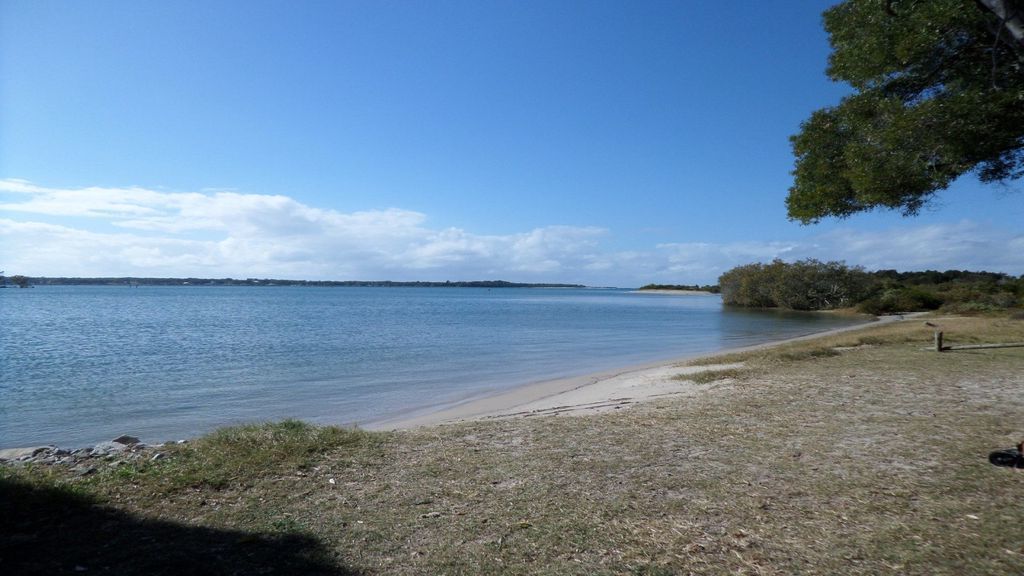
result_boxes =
[857,287,943,314]
[719,259,873,310]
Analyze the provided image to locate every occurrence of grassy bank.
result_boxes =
[4,315,1024,574]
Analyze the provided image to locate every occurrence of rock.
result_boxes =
[91,441,128,455]
[72,465,97,477]
[0,446,53,461]
[111,435,141,446]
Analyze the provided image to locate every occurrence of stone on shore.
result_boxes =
[1,433,166,470]
[111,435,141,446]
[0,446,54,461]
[91,441,129,455]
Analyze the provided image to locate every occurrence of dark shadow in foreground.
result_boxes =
[0,477,358,575]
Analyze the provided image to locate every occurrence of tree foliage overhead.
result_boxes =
[787,0,1024,223]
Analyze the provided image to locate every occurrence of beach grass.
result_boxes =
[675,367,747,384]
[3,314,1024,574]
[116,419,388,491]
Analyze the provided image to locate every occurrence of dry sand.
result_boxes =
[367,312,917,430]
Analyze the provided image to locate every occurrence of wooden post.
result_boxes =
[934,331,944,352]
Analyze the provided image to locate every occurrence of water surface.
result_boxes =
[1,286,866,447]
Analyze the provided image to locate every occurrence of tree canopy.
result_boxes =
[8,275,30,288]
[718,259,1023,312]
[787,0,1024,223]
[718,259,874,310]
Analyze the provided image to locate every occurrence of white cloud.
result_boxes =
[805,222,1024,272]
[0,179,178,218]
[1,179,1022,285]
[654,222,1024,283]
[0,180,611,282]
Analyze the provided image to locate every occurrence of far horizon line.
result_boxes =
[7,276,627,289]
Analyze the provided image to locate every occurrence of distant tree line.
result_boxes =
[718,260,1024,314]
[1,274,31,288]
[858,269,1023,315]
[16,277,585,289]
[638,284,721,294]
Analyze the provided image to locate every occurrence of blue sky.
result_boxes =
[2,0,1021,286]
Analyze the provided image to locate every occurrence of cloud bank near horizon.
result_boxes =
[1,179,1021,286]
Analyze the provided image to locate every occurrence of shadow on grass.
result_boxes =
[0,477,359,575]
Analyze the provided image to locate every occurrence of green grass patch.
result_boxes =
[687,351,757,366]
[175,420,385,489]
[689,344,842,368]
[101,419,388,492]
[774,346,842,361]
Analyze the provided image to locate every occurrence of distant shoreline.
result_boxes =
[632,288,717,296]
[13,277,585,289]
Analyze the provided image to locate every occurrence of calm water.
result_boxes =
[1,286,866,448]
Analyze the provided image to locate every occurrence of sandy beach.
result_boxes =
[368,312,911,430]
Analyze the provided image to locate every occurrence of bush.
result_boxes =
[721,263,1022,313]
[856,287,943,315]
[719,259,873,310]
[940,301,1003,315]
